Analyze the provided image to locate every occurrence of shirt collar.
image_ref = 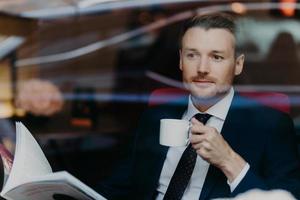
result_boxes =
[184,87,234,121]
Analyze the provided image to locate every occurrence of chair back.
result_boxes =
[149,87,290,113]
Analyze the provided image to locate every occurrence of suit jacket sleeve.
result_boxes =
[231,112,300,199]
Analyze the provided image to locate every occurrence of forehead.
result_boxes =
[181,27,235,52]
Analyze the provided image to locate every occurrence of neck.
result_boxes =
[191,92,228,112]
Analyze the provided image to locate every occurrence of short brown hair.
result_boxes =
[180,12,236,48]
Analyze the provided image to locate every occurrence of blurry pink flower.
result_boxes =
[15,79,64,116]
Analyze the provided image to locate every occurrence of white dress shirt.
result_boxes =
[156,87,249,200]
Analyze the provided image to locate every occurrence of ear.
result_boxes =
[179,49,183,71]
[234,54,245,75]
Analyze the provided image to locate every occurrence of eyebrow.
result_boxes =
[212,50,226,54]
[182,48,198,52]
[183,48,226,54]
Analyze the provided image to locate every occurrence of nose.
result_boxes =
[197,57,210,74]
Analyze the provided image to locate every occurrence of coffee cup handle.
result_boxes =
[185,122,192,145]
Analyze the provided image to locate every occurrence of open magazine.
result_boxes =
[0,122,106,200]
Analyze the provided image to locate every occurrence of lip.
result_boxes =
[192,80,214,87]
[192,79,214,84]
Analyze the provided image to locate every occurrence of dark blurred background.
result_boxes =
[0,0,300,189]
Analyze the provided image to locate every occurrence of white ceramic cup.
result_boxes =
[159,119,190,147]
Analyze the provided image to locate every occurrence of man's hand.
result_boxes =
[190,117,246,182]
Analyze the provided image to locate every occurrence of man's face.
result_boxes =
[180,27,244,99]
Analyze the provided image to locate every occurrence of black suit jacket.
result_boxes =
[99,94,300,200]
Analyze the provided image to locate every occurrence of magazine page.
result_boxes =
[1,122,52,195]
[3,171,106,200]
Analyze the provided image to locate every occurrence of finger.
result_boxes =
[191,117,204,125]
[196,148,209,160]
[192,140,211,150]
[190,123,212,136]
[190,125,206,135]
[190,134,206,144]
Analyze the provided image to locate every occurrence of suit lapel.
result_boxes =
[198,165,223,200]
[199,94,245,200]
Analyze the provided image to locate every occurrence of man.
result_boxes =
[99,13,300,200]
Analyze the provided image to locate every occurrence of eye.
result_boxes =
[187,53,195,58]
[212,54,224,61]
[185,52,198,60]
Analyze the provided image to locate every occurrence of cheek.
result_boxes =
[182,71,191,83]
[213,65,236,85]
[181,65,196,79]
